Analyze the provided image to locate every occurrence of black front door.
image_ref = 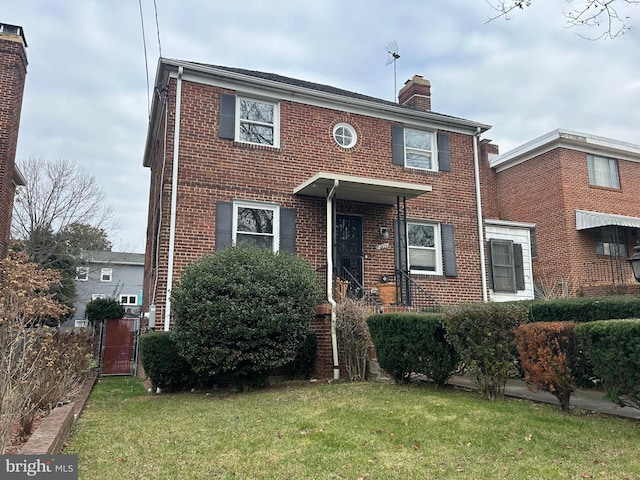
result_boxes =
[335,214,364,297]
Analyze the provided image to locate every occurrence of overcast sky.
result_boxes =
[6,1,640,253]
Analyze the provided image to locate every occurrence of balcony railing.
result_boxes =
[583,259,636,286]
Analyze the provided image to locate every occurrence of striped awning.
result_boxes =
[575,209,640,230]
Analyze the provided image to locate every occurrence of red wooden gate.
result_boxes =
[101,318,137,375]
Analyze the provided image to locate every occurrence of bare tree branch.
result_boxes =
[11,157,114,242]
[485,0,640,39]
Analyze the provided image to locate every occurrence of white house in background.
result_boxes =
[484,219,536,302]
[71,250,145,327]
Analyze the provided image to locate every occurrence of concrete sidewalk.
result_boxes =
[447,376,640,420]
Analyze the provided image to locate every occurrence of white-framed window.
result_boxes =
[333,123,357,149]
[405,129,436,171]
[100,268,112,282]
[407,221,441,274]
[120,295,138,305]
[587,154,620,188]
[237,97,280,147]
[91,293,106,301]
[232,201,280,252]
[76,266,89,281]
[596,226,627,257]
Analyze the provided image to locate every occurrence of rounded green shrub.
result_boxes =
[85,297,124,323]
[171,245,321,389]
[139,332,197,392]
[367,312,458,386]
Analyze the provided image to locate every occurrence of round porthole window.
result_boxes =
[333,123,357,149]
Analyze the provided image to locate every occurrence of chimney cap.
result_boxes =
[0,23,27,47]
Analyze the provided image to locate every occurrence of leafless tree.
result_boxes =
[12,158,114,242]
[486,0,640,39]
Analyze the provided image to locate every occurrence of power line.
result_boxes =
[138,0,151,118]
[153,0,162,59]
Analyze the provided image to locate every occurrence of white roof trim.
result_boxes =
[485,219,536,229]
[575,209,640,231]
[491,129,640,172]
[294,172,432,205]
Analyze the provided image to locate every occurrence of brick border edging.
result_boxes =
[19,372,99,455]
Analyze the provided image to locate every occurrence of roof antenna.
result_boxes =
[385,41,401,102]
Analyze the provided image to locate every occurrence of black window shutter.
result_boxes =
[215,201,233,250]
[442,224,457,277]
[514,243,525,290]
[391,125,405,165]
[219,93,236,139]
[437,132,451,172]
[279,208,296,253]
[487,241,494,289]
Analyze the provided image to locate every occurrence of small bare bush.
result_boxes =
[335,299,373,381]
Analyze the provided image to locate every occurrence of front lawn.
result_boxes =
[66,377,640,479]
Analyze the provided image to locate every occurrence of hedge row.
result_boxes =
[515,296,640,323]
[368,298,640,409]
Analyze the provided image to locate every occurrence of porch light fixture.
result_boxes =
[380,227,389,240]
[628,240,640,283]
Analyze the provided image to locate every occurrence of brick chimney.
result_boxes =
[0,23,28,258]
[398,75,431,111]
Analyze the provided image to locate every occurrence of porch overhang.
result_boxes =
[293,172,432,205]
[576,209,640,230]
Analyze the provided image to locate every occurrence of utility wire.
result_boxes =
[138,0,151,118]
[153,0,162,59]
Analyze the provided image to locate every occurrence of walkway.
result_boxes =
[447,376,640,420]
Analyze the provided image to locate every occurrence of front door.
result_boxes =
[335,214,364,297]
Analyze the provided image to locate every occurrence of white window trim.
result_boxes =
[232,200,280,253]
[235,96,280,148]
[76,266,89,281]
[407,221,442,275]
[100,268,113,282]
[404,128,437,172]
[120,294,138,305]
[333,122,357,149]
[91,293,107,301]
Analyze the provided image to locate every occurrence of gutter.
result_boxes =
[326,179,340,380]
[473,127,488,303]
[164,66,183,331]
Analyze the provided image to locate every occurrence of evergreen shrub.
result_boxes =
[575,319,640,408]
[171,246,321,390]
[367,312,458,386]
[139,332,197,392]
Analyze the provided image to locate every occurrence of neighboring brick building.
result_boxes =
[488,129,640,297]
[0,23,27,258]
[141,60,499,377]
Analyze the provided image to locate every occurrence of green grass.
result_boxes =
[66,377,640,479]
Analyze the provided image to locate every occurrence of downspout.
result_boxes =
[326,179,340,380]
[164,66,184,331]
[473,127,488,302]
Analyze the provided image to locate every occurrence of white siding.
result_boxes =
[485,222,535,302]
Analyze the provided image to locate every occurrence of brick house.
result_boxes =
[141,59,503,378]
[0,23,27,259]
[487,129,640,298]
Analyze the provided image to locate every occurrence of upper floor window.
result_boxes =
[407,221,441,274]
[333,123,357,148]
[120,295,138,305]
[100,268,112,282]
[76,266,89,281]
[595,226,627,257]
[405,129,436,171]
[237,97,279,146]
[232,201,280,252]
[587,154,619,188]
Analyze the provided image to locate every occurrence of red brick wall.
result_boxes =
[0,32,27,258]
[143,78,486,325]
[492,146,640,295]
